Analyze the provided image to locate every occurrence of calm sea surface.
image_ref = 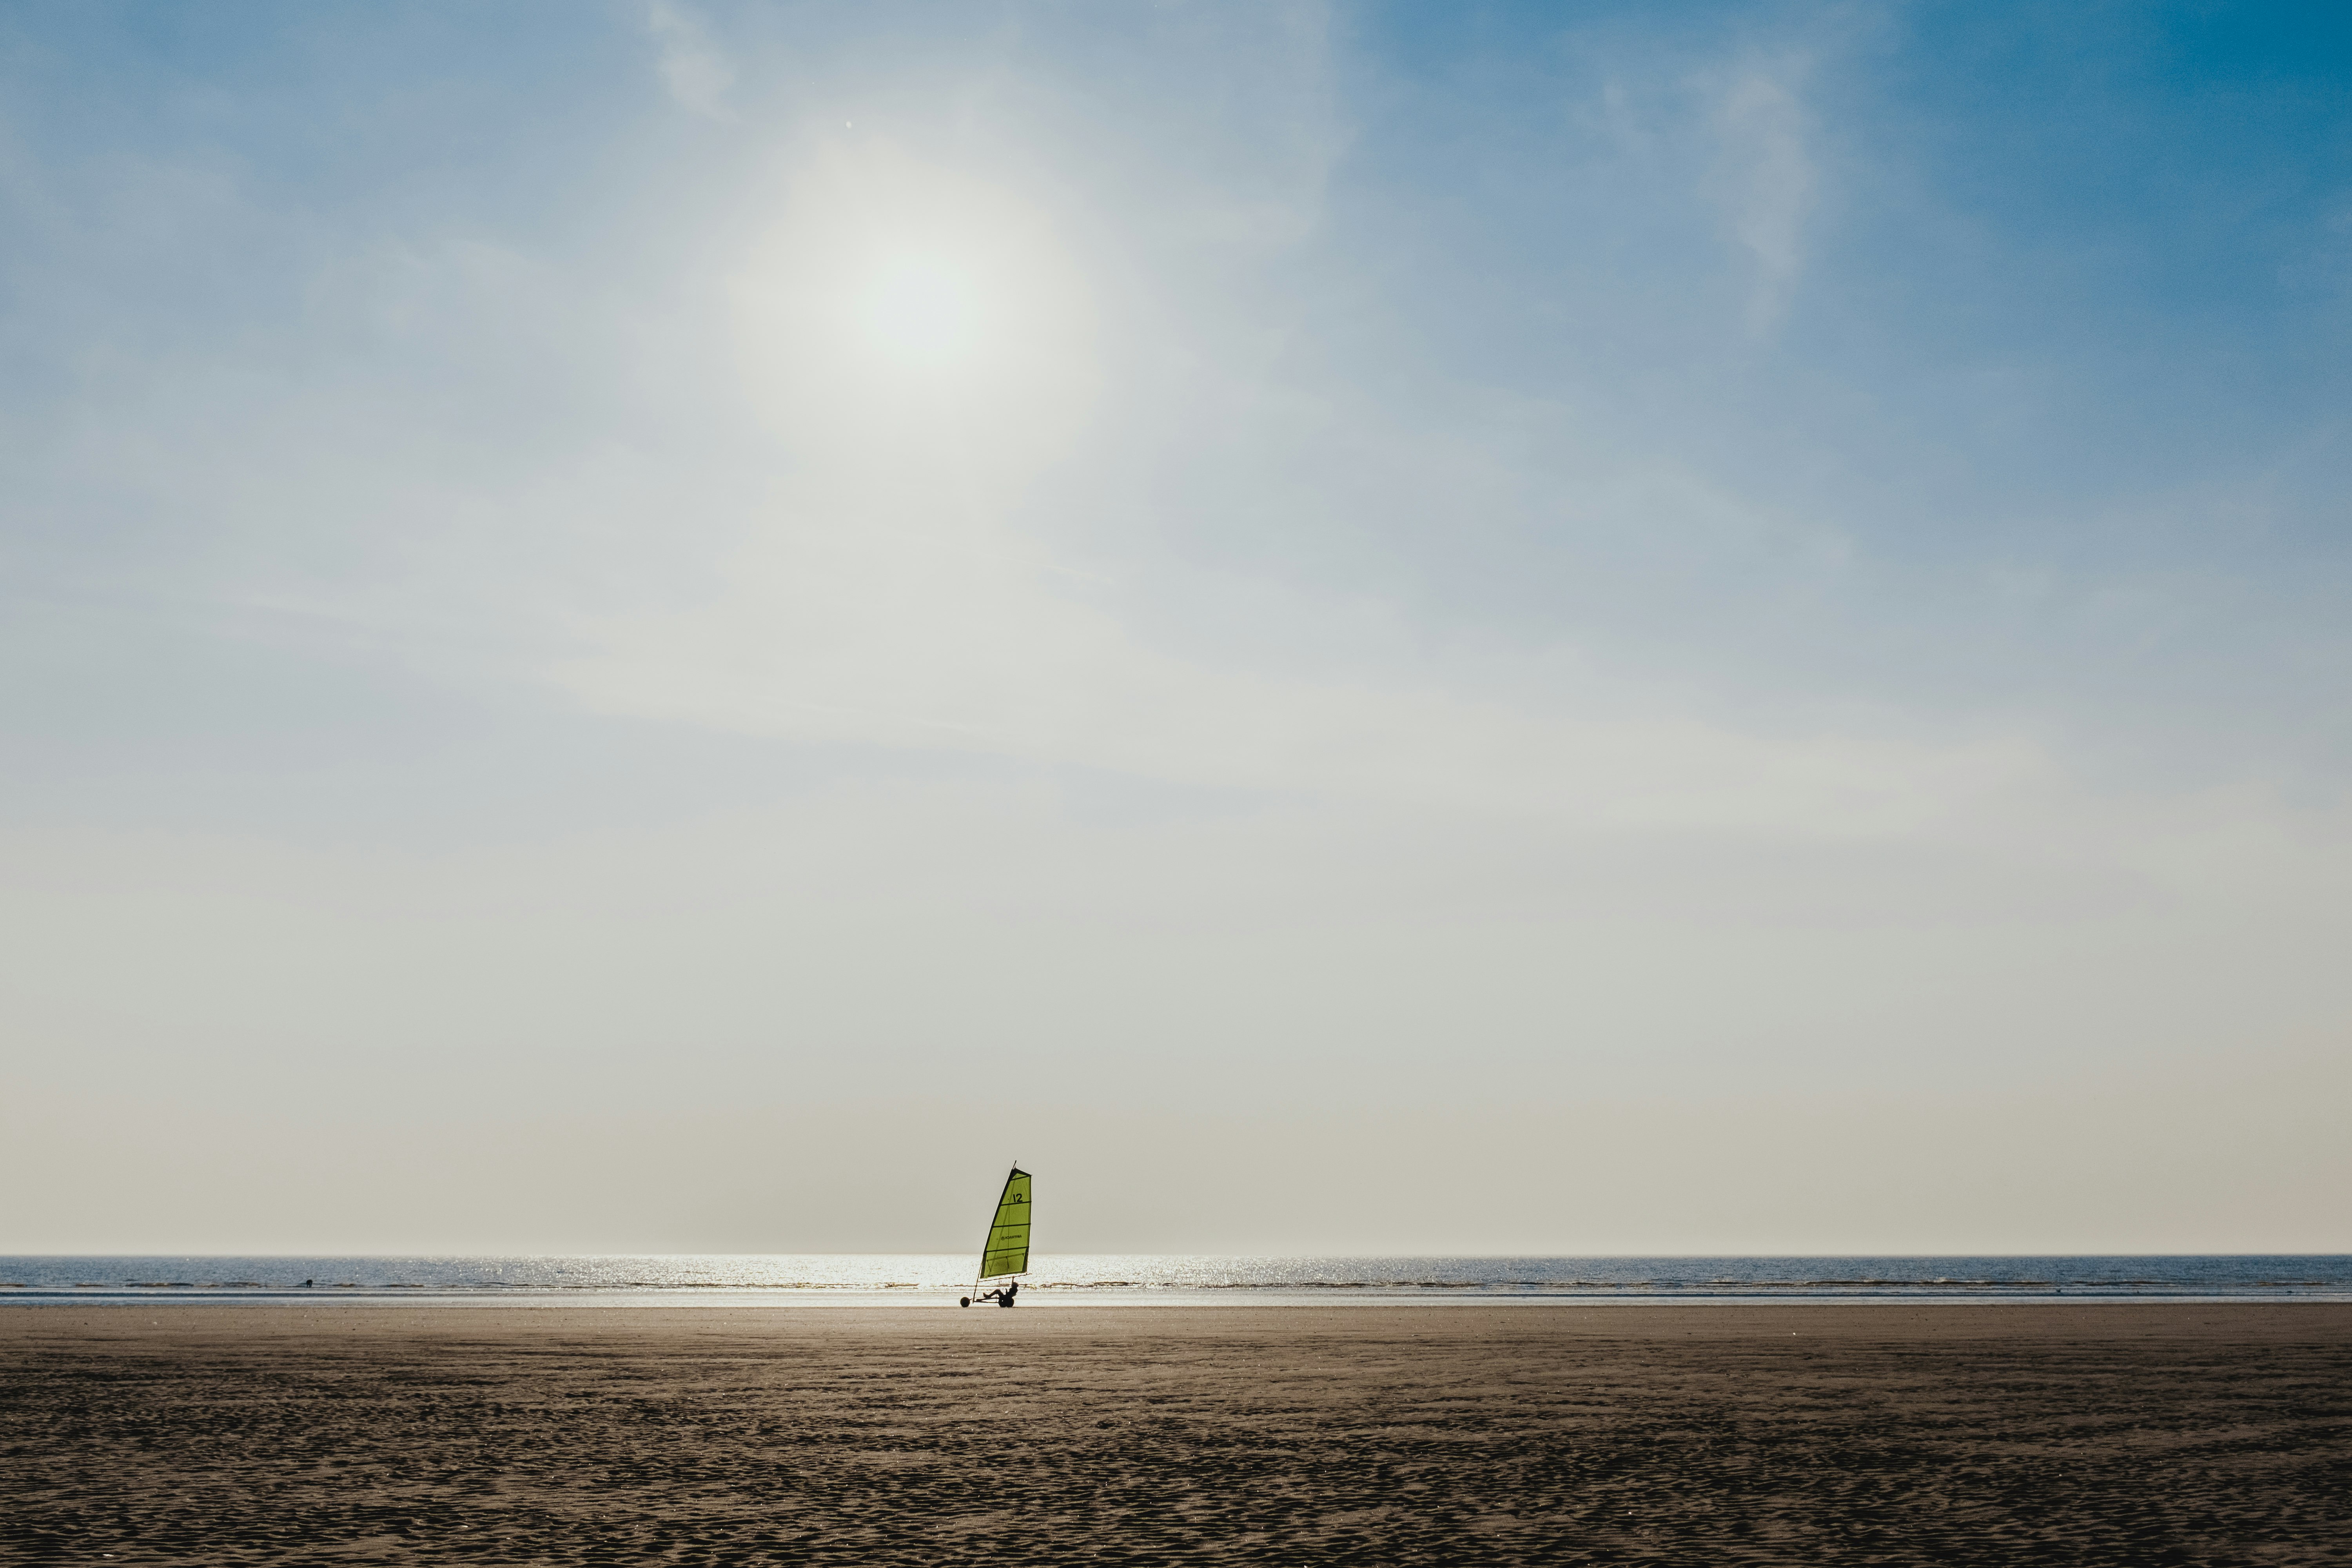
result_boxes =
[3,1256,2346,1305]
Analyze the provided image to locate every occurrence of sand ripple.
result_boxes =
[3,1303,2347,1564]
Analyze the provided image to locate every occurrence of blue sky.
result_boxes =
[3,2,2347,1252]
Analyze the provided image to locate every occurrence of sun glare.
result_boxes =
[731,147,1098,473]
[859,253,984,370]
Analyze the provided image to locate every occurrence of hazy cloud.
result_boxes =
[1706,60,1815,334]
[5,3,2351,1251]
[646,1,734,119]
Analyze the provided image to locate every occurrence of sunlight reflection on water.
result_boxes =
[3,1254,2347,1304]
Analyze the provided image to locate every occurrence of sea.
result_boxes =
[3,1255,2347,1305]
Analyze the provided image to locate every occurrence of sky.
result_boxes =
[3,1,2348,1255]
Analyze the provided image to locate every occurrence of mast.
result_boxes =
[968,1164,1032,1301]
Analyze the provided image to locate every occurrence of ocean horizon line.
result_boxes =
[6,1253,2348,1305]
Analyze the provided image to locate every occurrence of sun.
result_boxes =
[730,147,1099,472]
[857,252,985,372]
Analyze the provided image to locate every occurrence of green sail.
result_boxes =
[977,1167,1032,1280]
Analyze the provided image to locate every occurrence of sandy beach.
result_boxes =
[4,1302,2347,1564]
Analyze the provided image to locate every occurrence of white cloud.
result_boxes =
[646,1,734,120]
[551,512,2053,839]
[1706,62,1816,334]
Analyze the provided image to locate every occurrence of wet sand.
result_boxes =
[4,1302,2348,1564]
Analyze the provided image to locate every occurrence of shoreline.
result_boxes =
[10,1298,2352,1341]
[5,1290,2350,1310]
